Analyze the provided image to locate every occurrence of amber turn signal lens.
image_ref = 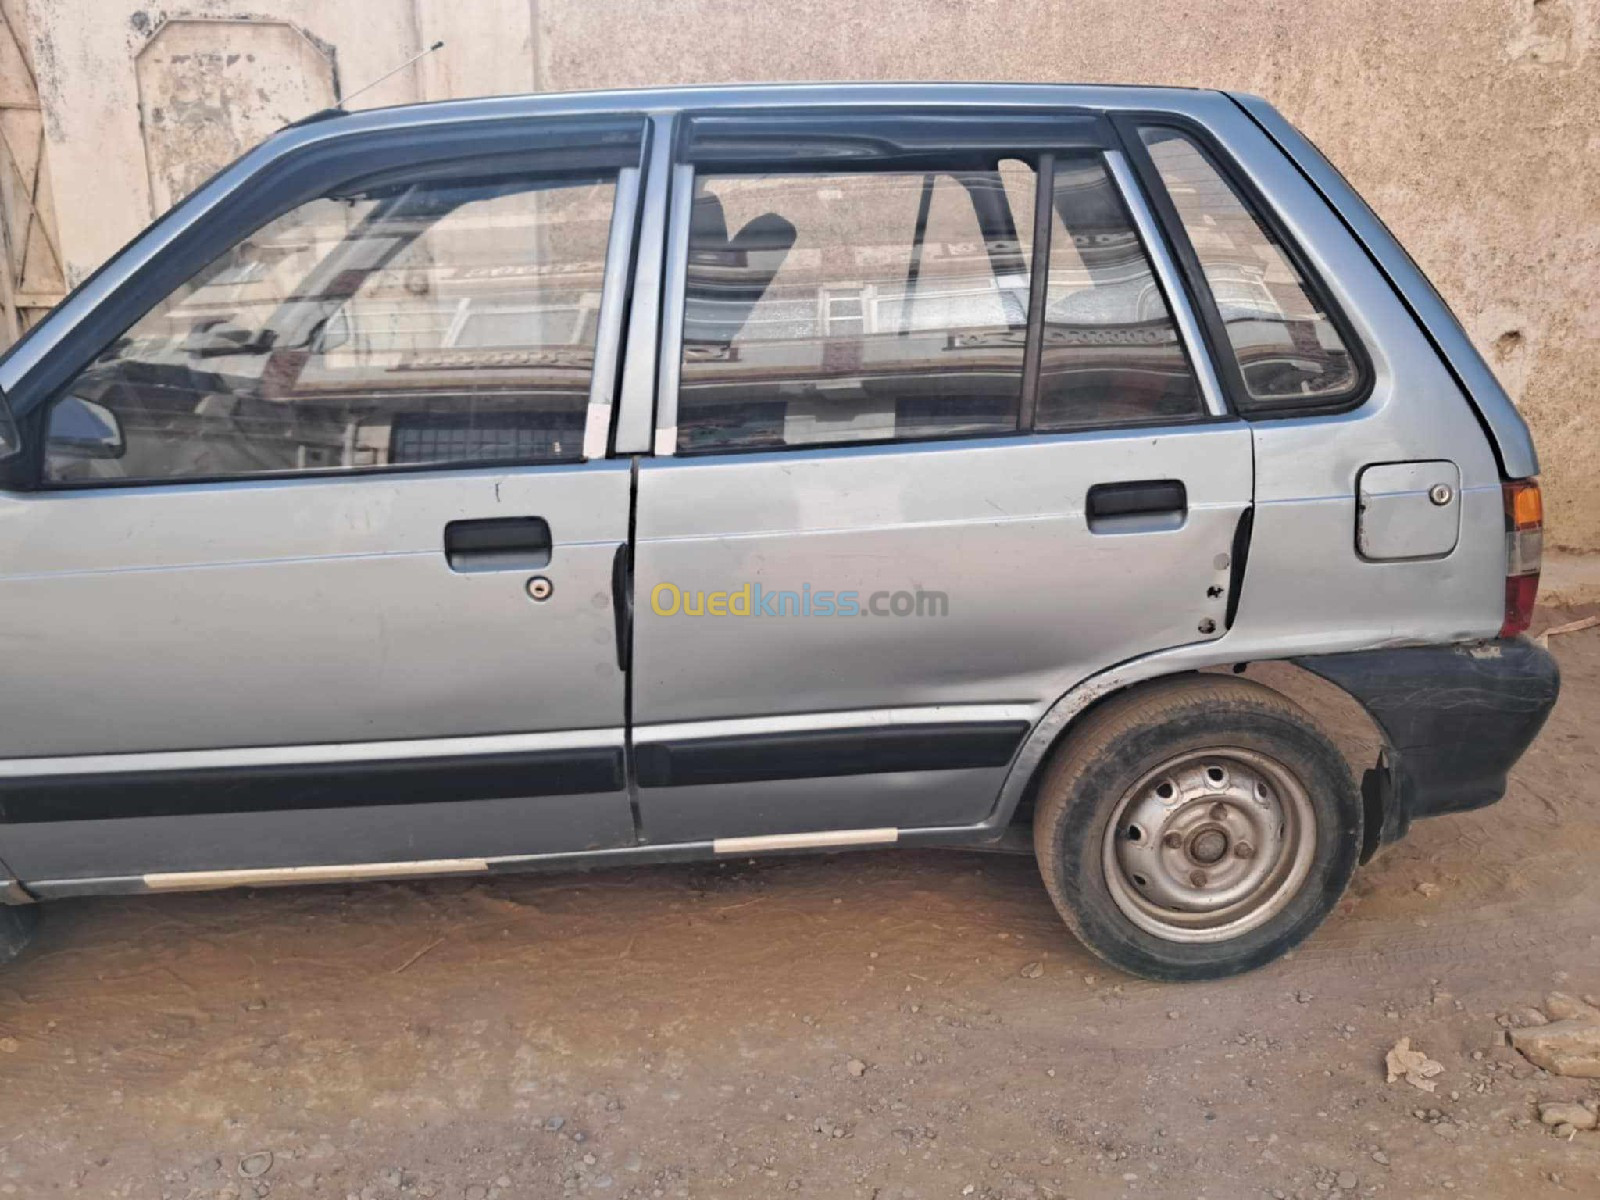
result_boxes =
[1505,479,1543,531]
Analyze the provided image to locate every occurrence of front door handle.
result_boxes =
[444,517,552,572]
[1086,480,1187,532]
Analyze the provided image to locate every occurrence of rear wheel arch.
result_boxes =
[1005,670,1208,829]
[1002,662,1383,836]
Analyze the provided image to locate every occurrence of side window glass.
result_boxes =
[676,167,1035,453]
[43,173,618,485]
[1139,127,1359,408]
[1034,154,1204,431]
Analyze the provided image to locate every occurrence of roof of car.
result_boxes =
[290,81,1231,135]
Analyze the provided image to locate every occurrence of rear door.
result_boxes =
[0,114,646,886]
[628,110,1254,844]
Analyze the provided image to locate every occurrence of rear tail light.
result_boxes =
[1501,479,1542,637]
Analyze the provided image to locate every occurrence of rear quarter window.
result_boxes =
[1139,126,1362,413]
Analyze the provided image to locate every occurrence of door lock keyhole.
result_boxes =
[526,576,553,602]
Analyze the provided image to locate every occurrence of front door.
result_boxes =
[0,116,646,884]
[629,112,1253,844]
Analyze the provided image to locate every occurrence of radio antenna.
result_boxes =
[339,40,445,111]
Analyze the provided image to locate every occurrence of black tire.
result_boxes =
[0,904,38,966]
[1033,674,1361,982]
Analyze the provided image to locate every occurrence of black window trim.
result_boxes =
[679,106,1114,170]
[1110,110,1374,421]
[6,113,650,492]
[664,107,1219,460]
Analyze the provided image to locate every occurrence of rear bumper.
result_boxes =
[1292,636,1560,858]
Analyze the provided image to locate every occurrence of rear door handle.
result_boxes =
[1086,480,1187,532]
[444,517,552,572]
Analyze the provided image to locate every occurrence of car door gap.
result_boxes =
[621,453,645,843]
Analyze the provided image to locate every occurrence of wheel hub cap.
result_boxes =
[1188,828,1228,864]
[1102,749,1317,944]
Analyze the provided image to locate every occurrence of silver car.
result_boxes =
[0,84,1558,981]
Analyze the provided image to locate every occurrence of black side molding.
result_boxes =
[0,747,625,824]
[1293,637,1559,857]
[635,721,1029,789]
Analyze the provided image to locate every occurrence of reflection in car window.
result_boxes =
[1139,127,1358,408]
[675,154,1204,454]
[1033,156,1203,431]
[676,167,1034,453]
[42,175,617,485]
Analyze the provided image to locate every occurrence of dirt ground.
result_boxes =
[1,614,1598,1200]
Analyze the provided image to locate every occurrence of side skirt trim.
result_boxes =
[713,827,898,854]
[145,858,490,892]
[28,826,969,899]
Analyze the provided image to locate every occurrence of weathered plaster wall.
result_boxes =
[11,0,1600,551]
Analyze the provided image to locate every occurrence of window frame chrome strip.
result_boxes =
[612,113,678,454]
[651,162,696,457]
[1104,148,1229,418]
[583,164,643,459]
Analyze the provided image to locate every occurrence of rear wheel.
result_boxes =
[0,904,38,966]
[1033,674,1361,981]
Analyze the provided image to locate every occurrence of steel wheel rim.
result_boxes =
[1101,747,1317,944]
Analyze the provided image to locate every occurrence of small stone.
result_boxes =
[1371,1151,1389,1166]
[845,1058,867,1078]
[238,1153,273,1180]
[1508,1006,1549,1028]
[1020,961,1044,979]
[494,1176,512,1189]
[1416,881,1440,898]
[1337,1172,1358,1190]
[543,1116,566,1132]
[465,1187,489,1200]
[1538,1102,1598,1131]
[0,1038,16,1054]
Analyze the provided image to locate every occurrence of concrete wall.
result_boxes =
[10,0,1600,553]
